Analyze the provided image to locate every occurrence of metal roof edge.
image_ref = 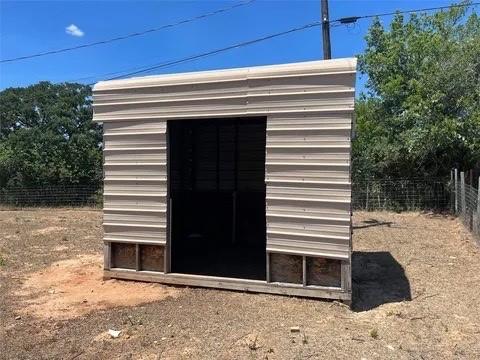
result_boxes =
[93,58,357,92]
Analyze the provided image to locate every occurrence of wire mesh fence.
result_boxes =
[0,185,102,208]
[1,178,452,211]
[352,178,451,211]
[0,175,478,244]
[453,170,480,245]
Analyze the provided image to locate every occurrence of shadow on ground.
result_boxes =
[353,219,393,229]
[352,251,411,312]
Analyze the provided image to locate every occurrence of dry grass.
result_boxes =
[1,209,479,359]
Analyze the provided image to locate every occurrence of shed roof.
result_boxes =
[93,58,357,91]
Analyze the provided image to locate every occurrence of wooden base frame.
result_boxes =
[103,242,351,302]
[104,269,351,301]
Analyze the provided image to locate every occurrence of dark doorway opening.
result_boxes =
[169,118,267,280]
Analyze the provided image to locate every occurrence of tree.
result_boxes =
[354,2,480,179]
[0,82,102,188]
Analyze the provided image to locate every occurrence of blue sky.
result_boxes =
[0,0,462,92]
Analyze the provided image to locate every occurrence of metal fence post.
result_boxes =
[365,181,369,211]
[460,172,465,220]
[476,176,480,239]
[450,169,454,213]
[477,176,480,216]
[454,169,458,214]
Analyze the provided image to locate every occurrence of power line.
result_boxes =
[59,1,480,85]
[71,47,223,83]
[85,21,321,84]
[0,0,256,64]
[330,1,480,25]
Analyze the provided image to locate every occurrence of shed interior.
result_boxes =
[169,118,267,280]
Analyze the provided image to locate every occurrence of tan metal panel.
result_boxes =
[103,120,167,245]
[248,73,354,93]
[267,186,350,201]
[103,196,166,212]
[93,59,355,91]
[265,168,350,183]
[104,149,166,164]
[265,111,353,260]
[103,180,166,195]
[94,80,248,105]
[92,59,356,122]
[103,120,166,133]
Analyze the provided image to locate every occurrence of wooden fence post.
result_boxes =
[454,169,458,214]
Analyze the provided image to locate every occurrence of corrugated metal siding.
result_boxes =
[103,120,167,244]
[93,58,356,261]
[93,59,356,122]
[265,113,352,259]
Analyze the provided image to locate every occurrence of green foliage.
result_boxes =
[355,2,480,179]
[0,82,102,188]
[2,5,479,190]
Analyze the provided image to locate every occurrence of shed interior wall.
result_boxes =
[169,117,267,280]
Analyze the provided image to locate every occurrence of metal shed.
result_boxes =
[93,58,357,302]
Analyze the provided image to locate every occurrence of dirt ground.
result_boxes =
[1,210,479,360]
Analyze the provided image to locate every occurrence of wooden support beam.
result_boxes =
[104,269,352,301]
[104,242,111,270]
[135,244,140,271]
[302,256,307,287]
[266,252,271,283]
[341,260,352,293]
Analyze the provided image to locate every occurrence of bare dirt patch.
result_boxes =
[32,225,65,235]
[14,254,180,320]
[1,209,480,359]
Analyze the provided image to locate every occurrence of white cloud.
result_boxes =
[65,24,84,37]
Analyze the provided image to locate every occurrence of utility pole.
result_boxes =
[321,0,331,59]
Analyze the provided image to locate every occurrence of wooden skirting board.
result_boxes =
[104,269,352,301]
